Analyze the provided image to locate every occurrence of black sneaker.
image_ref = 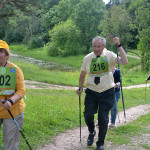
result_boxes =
[87,130,96,146]
[96,145,104,150]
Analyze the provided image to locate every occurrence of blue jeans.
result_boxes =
[111,91,120,124]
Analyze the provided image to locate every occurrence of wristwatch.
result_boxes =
[7,99,14,105]
[117,44,122,47]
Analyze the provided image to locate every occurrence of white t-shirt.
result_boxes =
[81,48,117,93]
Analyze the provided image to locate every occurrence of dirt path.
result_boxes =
[25,80,150,90]
[25,80,150,150]
[127,54,141,59]
[37,104,150,150]
[25,80,78,90]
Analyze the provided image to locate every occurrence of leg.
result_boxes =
[111,93,117,124]
[3,112,24,150]
[97,88,114,147]
[84,90,98,133]
[111,91,120,124]
[0,119,3,130]
[84,89,99,146]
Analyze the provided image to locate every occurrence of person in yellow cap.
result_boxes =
[0,40,26,150]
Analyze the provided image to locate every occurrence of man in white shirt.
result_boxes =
[76,36,128,150]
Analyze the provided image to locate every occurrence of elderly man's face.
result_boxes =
[93,39,105,56]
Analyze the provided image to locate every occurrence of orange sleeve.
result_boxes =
[15,67,25,99]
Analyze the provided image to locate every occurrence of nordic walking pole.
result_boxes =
[79,88,81,142]
[145,75,150,102]
[1,100,32,150]
[115,45,126,119]
[145,81,147,102]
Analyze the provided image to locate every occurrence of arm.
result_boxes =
[2,67,25,110]
[2,94,21,110]
[15,67,25,98]
[114,37,128,65]
[76,71,86,95]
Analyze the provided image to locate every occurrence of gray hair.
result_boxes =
[92,36,106,46]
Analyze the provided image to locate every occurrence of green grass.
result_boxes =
[10,44,150,87]
[106,87,150,148]
[10,56,150,87]
[118,57,148,86]
[11,60,80,86]
[0,44,148,150]
[141,144,150,149]
[0,87,150,150]
[117,87,150,111]
[127,49,141,58]
[107,113,150,147]
[0,89,86,150]
[10,44,84,69]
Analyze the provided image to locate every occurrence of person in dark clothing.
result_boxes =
[109,67,121,128]
[146,75,150,82]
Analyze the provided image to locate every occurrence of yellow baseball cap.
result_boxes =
[0,40,9,55]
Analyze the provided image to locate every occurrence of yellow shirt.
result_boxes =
[81,49,117,93]
[0,62,26,118]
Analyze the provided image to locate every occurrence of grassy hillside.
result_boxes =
[10,44,150,86]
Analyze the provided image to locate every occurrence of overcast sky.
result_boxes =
[103,0,109,4]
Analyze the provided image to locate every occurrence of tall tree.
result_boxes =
[132,0,150,71]
[58,0,81,21]
[42,0,61,10]
[71,0,105,53]
[41,5,61,43]
[0,0,37,18]
[42,5,60,31]
[98,5,132,50]
[106,0,123,9]
[0,18,8,39]
[3,6,43,45]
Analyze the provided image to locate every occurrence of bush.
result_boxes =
[46,42,59,57]
[138,36,150,71]
[28,36,44,48]
[4,28,24,43]
[48,19,82,56]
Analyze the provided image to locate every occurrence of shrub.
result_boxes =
[28,36,44,48]
[46,42,59,57]
[48,19,82,56]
